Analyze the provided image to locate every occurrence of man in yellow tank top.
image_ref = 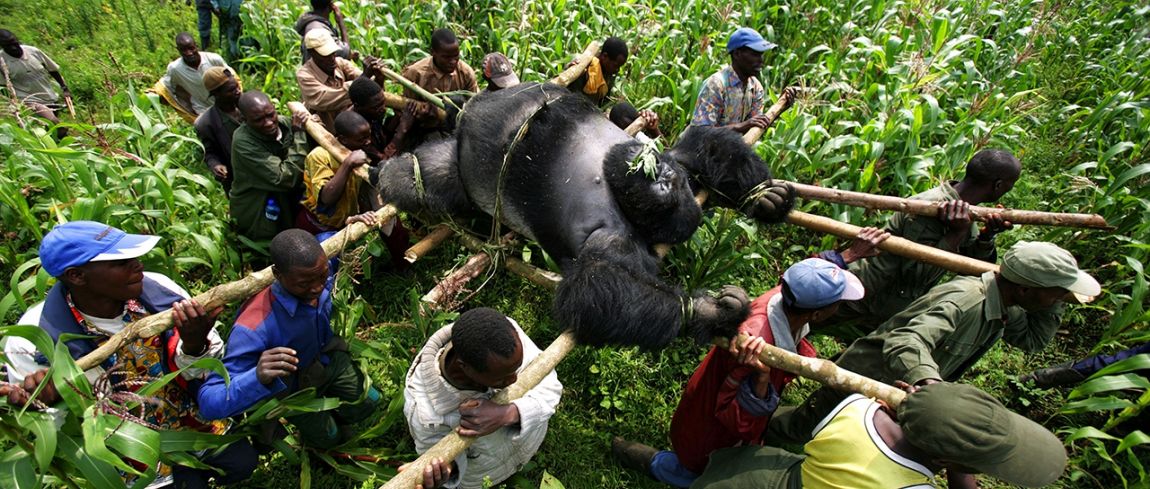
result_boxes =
[689,383,1066,488]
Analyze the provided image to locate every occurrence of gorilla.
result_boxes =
[377,82,793,349]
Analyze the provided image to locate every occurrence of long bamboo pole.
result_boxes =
[550,42,602,87]
[405,224,455,263]
[781,180,1110,229]
[721,334,907,407]
[375,65,446,110]
[76,206,394,371]
[743,86,800,145]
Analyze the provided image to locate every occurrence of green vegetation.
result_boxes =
[1,0,1148,488]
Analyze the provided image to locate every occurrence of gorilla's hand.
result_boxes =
[689,286,751,344]
[745,182,795,224]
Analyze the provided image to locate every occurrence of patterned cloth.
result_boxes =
[689,65,764,127]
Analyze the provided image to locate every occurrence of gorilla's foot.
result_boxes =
[689,285,751,344]
[743,181,796,224]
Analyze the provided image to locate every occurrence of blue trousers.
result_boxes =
[1073,341,1150,375]
[195,1,213,49]
[172,439,258,488]
[650,450,700,488]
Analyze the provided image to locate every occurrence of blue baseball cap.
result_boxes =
[727,27,777,53]
[781,258,865,309]
[39,221,160,277]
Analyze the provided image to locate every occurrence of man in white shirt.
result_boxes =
[160,32,231,119]
[403,307,563,488]
[0,29,71,138]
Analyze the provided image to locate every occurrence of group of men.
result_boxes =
[0,8,1115,489]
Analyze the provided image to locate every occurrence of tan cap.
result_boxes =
[201,67,234,92]
[303,29,339,57]
[1001,241,1101,301]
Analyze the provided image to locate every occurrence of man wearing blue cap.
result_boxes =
[767,240,1100,445]
[689,27,777,134]
[612,229,888,488]
[0,221,256,488]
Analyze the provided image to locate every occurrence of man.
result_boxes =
[404,307,562,489]
[0,221,256,488]
[194,66,243,191]
[823,149,1022,337]
[300,110,414,270]
[767,241,1101,445]
[295,0,350,63]
[689,27,775,134]
[348,76,422,157]
[614,229,887,487]
[194,0,215,49]
[0,29,70,138]
[480,52,520,92]
[230,90,309,243]
[608,102,662,142]
[160,33,232,120]
[691,383,1067,489]
[568,36,628,107]
[401,28,479,98]
[197,229,380,448]
[213,0,244,60]
[296,29,383,129]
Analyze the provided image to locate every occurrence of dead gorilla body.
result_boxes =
[379,82,793,349]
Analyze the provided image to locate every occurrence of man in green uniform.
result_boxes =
[767,241,1100,445]
[821,149,1022,338]
[229,90,309,244]
[692,383,1066,489]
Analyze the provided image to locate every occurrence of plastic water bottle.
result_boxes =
[264,197,280,221]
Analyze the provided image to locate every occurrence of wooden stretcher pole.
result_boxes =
[77,205,394,371]
[550,41,601,87]
[374,65,447,110]
[405,224,455,263]
[779,180,1110,229]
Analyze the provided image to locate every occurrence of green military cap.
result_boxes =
[1001,241,1101,301]
[898,382,1067,487]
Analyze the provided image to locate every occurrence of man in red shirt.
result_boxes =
[613,228,887,487]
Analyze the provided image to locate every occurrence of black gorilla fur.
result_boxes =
[378,82,793,350]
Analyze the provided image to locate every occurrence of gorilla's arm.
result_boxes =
[375,137,478,220]
[602,141,702,245]
[556,232,749,350]
[667,126,794,223]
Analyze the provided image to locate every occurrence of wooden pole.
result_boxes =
[719,334,907,407]
[76,206,395,371]
[420,253,492,314]
[375,65,446,110]
[779,180,1110,229]
[455,233,561,291]
[379,91,448,123]
[786,210,997,276]
[550,42,601,87]
[623,117,646,137]
[742,86,801,145]
[405,224,455,263]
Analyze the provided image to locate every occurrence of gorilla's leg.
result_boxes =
[602,141,702,245]
[665,126,795,223]
[375,137,476,220]
[555,232,750,349]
